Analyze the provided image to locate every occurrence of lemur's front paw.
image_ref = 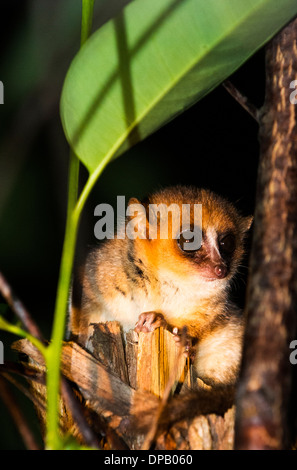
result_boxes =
[135,312,167,333]
[172,327,197,361]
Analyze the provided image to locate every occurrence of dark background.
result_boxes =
[0,0,263,449]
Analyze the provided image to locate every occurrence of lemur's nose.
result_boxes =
[214,265,227,279]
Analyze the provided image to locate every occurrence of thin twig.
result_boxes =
[0,365,44,400]
[60,379,101,449]
[223,80,259,122]
[0,375,40,450]
[0,272,44,341]
[0,361,47,411]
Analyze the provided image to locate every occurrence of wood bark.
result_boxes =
[13,323,235,450]
[235,18,297,450]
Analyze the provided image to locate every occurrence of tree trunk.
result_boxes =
[235,17,297,450]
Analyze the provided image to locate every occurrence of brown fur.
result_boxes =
[69,185,252,387]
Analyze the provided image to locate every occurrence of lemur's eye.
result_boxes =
[177,229,202,253]
[219,233,236,255]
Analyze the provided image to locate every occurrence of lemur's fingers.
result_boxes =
[172,327,196,360]
[135,312,167,333]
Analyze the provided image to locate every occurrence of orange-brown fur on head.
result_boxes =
[129,186,252,294]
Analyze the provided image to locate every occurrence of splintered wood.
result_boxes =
[87,322,190,398]
[136,328,191,397]
[12,322,235,450]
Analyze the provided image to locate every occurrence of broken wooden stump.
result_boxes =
[12,321,236,449]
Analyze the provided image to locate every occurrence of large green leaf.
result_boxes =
[60,0,297,174]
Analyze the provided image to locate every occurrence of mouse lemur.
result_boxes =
[69,185,252,389]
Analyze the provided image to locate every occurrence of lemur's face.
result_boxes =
[176,225,237,281]
[131,186,252,290]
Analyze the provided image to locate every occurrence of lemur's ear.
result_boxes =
[127,197,141,209]
[126,198,147,239]
[241,215,254,232]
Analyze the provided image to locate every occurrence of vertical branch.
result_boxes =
[235,18,297,449]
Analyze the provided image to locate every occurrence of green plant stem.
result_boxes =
[45,153,110,449]
[45,211,79,449]
[67,149,80,216]
[0,317,47,358]
[45,0,95,450]
[74,154,111,220]
[45,151,80,449]
[81,0,95,47]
